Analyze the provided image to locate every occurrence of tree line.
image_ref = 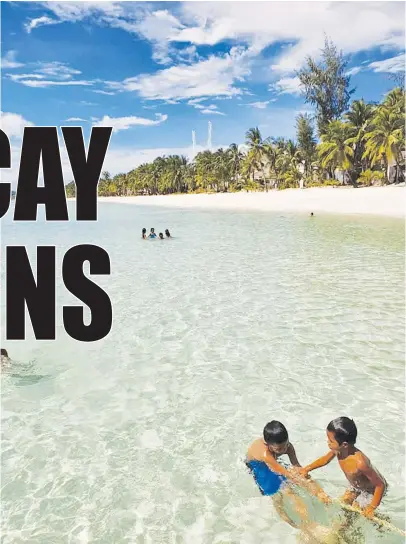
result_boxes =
[65,39,405,198]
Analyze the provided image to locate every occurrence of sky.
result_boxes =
[1,1,405,185]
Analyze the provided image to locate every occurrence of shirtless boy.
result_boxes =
[246,421,331,530]
[298,417,387,518]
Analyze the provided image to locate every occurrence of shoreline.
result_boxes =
[79,186,405,218]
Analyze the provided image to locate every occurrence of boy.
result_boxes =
[298,417,387,519]
[246,421,331,528]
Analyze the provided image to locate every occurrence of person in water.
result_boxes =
[142,228,147,239]
[165,229,171,238]
[149,228,157,239]
[298,417,387,518]
[159,233,164,240]
[1,349,10,369]
[246,421,331,530]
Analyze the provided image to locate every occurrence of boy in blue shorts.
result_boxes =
[246,421,331,530]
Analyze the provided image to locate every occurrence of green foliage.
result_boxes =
[64,57,404,197]
[357,169,385,186]
[297,37,355,135]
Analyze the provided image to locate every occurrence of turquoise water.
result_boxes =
[1,203,404,543]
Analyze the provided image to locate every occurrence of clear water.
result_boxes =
[1,203,405,543]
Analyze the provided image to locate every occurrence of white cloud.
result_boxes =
[65,117,87,122]
[9,78,93,88]
[24,15,60,33]
[23,2,405,101]
[346,66,363,76]
[1,50,24,69]
[93,113,168,132]
[269,77,302,96]
[106,47,251,101]
[80,101,97,106]
[35,61,81,79]
[6,61,92,88]
[0,112,34,139]
[92,90,116,95]
[242,100,275,109]
[368,53,405,73]
[201,109,225,116]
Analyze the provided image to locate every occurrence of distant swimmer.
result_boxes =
[149,228,157,239]
[142,228,147,239]
[165,229,171,238]
[159,232,164,240]
[298,417,387,519]
[1,349,10,369]
[310,212,314,217]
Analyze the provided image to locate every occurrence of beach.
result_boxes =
[97,185,405,218]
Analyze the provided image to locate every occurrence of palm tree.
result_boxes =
[363,107,404,183]
[227,143,244,189]
[245,127,269,190]
[318,120,354,183]
[344,99,375,179]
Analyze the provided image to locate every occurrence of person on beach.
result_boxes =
[298,417,387,519]
[149,228,157,239]
[159,232,164,240]
[246,421,331,530]
[165,229,171,238]
[142,228,147,239]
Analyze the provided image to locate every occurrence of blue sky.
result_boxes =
[1,1,405,183]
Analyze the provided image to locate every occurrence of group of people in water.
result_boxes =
[142,228,171,240]
[246,417,390,541]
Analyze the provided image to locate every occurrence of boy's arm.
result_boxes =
[287,443,301,467]
[358,460,386,517]
[299,451,336,475]
[262,450,292,479]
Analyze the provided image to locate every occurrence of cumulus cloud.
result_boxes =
[269,76,302,96]
[93,113,168,132]
[0,112,34,139]
[106,47,251,101]
[22,2,405,101]
[1,50,24,69]
[65,117,87,122]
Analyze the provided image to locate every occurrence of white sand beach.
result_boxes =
[98,185,405,218]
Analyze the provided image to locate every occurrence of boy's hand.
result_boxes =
[296,467,310,479]
[362,505,376,519]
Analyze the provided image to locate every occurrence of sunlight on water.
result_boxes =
[1,203,404,543]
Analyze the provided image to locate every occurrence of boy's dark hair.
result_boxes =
[1,348,8,357]
[263,421,288,444]
[327,417,357,445]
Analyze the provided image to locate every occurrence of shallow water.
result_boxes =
[1,203,404,543]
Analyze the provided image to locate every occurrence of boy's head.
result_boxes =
[151,228,155,233]
[327,417,357,452]
[159,233,164,239]
[263,421,289,454]
[1,348,9,358]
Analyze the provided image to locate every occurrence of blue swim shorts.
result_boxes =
[246,459,287,496]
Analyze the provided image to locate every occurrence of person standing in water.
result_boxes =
[165,229,171,238]
[159,233,164,240]
[149,228,157,239]
[142,228,147,239]
[1,349,10,369]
